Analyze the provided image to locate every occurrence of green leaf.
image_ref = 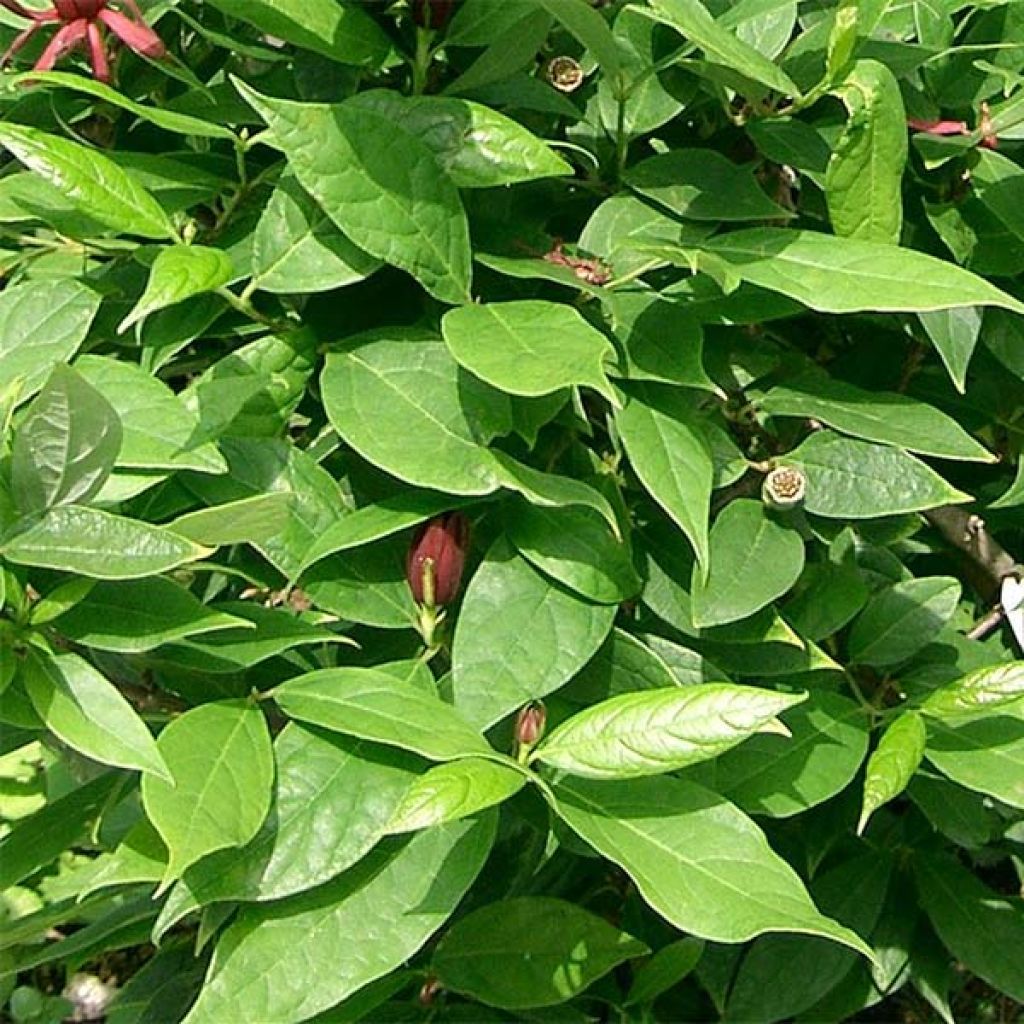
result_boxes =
[507,502,640,605]
[1,506,211,580]
[782,562,868,641]
[141,700,274,888]
[237,83,472,304]
[916,854,1024,1003]
[181,815,496,1024]
[452,538,617,729]
[535,0,622,83]
[972,149,1024,246]
[617,384,713,571]
[647,228,1024,315]
[826,60,908,245]
[0,280,100,404]
[690,499,804,628]
[925,715,1024,810]
[204,0,391,66]
[442,300,617,403]
[170,493,291,547]
[52,578,246,654]
[156,725,423,933]
[703,691,869,818]
[66,820,167,901]
[532,684,805,779]
[760,369,993,462]
[923,663,1024,719]
[0,123,176,240]
[552,775,872,955]
[783,432,971,518]
[74,355,227,475]
[858,711,926,834]
[624,937,704,1007]
[23,651,171,782]
[991,456,1024,509]
[918,306,983,394]
[273,666,494,762]
[848,577,961,667]
[433,897,648,1009]
[385,757,525,835]
[250,174,381,295]
[120,245,233,333]
[625,149,791,222]
[644,0,801,96]
[11,364,122,514]
[321,330,499,496]
[347,91,572,188]
[105,941,207,1024]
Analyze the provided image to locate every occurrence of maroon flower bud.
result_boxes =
[515,702,547,748]
[411,0,457,29]
[406,512,469,608]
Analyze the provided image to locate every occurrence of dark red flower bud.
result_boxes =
[411,0,457,29]
[515,703,547,748]
[406,512,469,607]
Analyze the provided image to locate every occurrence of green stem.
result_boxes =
[411,26,434,95]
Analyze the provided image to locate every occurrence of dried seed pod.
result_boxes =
[762,466,807,511]
[546,55,584,93]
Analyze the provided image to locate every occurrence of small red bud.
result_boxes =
[515,703,547,748]
[411,0,457,29]
[406,513,469,607]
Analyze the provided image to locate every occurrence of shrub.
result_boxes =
[1,1,1024,1021]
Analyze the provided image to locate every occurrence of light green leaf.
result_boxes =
[204,0,391,66]
[273,666,494,763]
[783,431,971,518]
[690,499,805,628]
[385,758,526,835]
[23,651,171,782]
[11,364,122,514]
[826,60,908,245]
[848,577,961,667]
[644,0,800,96]
[553,775,872,955]
[237,82,472,304]
[347,91,572,188]
[918,306,983,394]
[858,711,926,834]
[532,684,806,779]
[433,898,647,1009]
[181,816,496,1024]
[442,300,617,404]
[0,122,176,240]
[626,149,791,221]
[507,502,640,605]
[251,174,381,295]
[0,280,100,404]
[120,246,233,333]
[452,538,617,729]
[760,369,993,462]
[992,456,1024,509]
[616,384,713,571]
[922,662,1024,719]
[972,148,1024,246]
[141,700,274,888]
[1,506,211,580]
[925,715,1024,810]
[170,494,291,547]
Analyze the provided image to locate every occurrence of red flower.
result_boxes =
[0,0,165,84]
[406,512,469,608]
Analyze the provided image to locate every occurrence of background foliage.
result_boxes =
[2,0,1024,1020]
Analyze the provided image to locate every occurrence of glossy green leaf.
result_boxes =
[442,300,617,403]
[925,715,1024,810]
[918,305,983,394]
[783,432,971,518]
[11,364,121,514]
[532,684,805,779]
[553,775,872,955]
[972,149,1024,245]
[826,60,907,245]
[120,245,233,333]
[690,499,804,628]
[181,815,496,1024]
[922,662,1024,719]
[386,758,526,835]
[452,538,617,729]
[760,370,994,462]
[141,700,274,888]
[1,506,211,579]
[859,711,926,834]
[0,123,176,240]
[273,666,493,762]
[170,493,291,547]
[434,898,647,1009]
[237,83,472,304]
[848,576,961,667]
[23,651,171,782]
[624,937,704,1007]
